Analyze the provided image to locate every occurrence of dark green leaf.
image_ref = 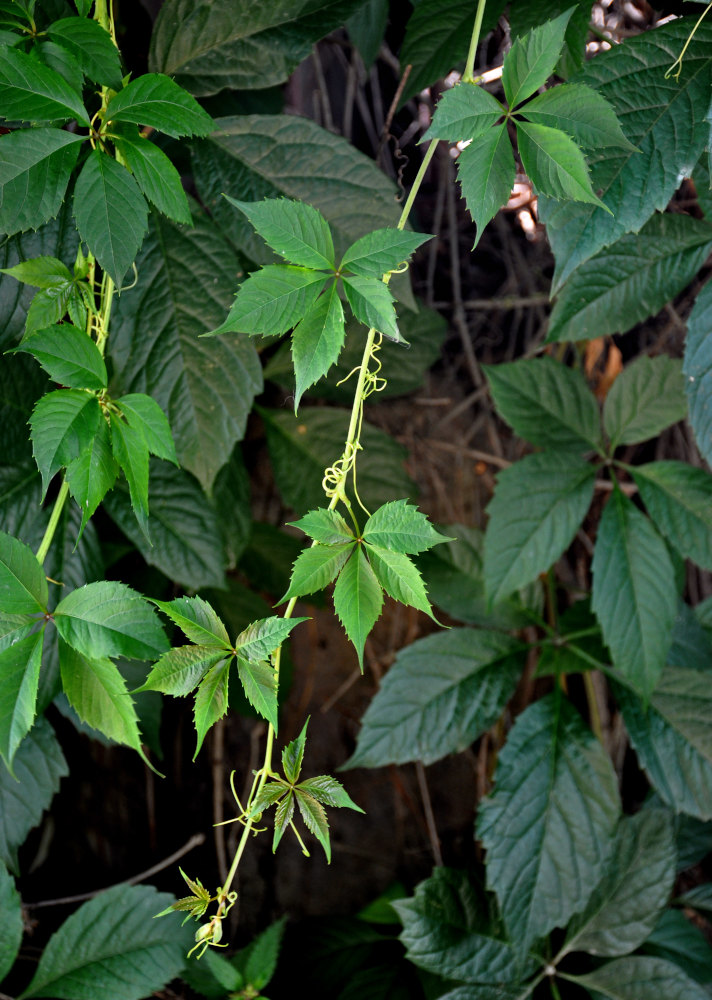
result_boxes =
[333,545,383,669]
[615,662,712,821]
[365,544,434,618]
[226,196,335,270]
[105,72,214,137]
[149,0,368,95]
[73,149,148,287]
[289,508,354,545]
[484,452,596,604]
[0,528,47,612]
[19,883,192,1000]
[236,656,277,730]
[562,809,677,957]
[243,916,287,991]
[1,256,72,289]
[260,406,416,515]
[591,487,677,699]
[423,83,504,143]
[633,462,712,570]
[65,417,118,536]
[152,594,230,647]
[684,279,712,467]
[24,285,74,336]
[394,868,529,985]
[340,229,433,279]
[109,409,149,536]
[47,15,122,89]
[0,717,67,874]
[362,499,446,554]
[193,657,230,758]
[103,462,226,591]
[295,789,331,860]
[477,693,621,957]
[678,884,712,914]
[281,542,354,602]
[502,8,574,108]
[603,355,686,449]
[13,323,107,390]
[54,580,168,660]
[572,955,710,1000]
[291,283,346,410]
[0,44,89,124]
[0,861,22,982]
[297,775,363,811]
[343,629,523,768]
[0,128,84,238]
[508,0,590,79]
[547,214,712,343]
[211,445,251,568]
[35,39,84,95]
[457,124,516,247]
[642,909,712,985]
[342,274,400,342]
[114,393,178,465]
[235,616,307,662]
[520,83,636,151]
[112,134,191,225]
[272,788,294,853]
[282,717,308,785]
[539,19,712,292]
[516,120,606,209]
[0,629,43,767]
[209,266,329,339]
[484,356,600,450]
[346,0,387,68]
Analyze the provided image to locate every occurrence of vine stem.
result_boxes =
[463,0,488,83]
[35,481,69,566]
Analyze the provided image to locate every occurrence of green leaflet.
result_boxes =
[66,419,118,537]
[516,120,607,209]
[153,595,230,647]
[193,657,231,759]
[591,487,677,699]
[603,354,686,449]
[502,8,574,108]
[364,544,434,619]
[341,274,400,342]
[457,124,516,248]
[633,462,712,571]
[547,214,712,342]
[281,542,355,602]
[361,499,448,554]
[236,656,278,731]
[136,645,226,697]
[47,16,122,89]
[109,410,149,538]
[509,0,590,79]
[477,693,621,958]
[0,629,43,767]
[235,616,307,662]
[520,83,636,151]
[484,356,601,451]
[18,884,192,1000]
[571,955,711,1000]
[340,228,433,278]
[333,545,383,670]
[104,73,215,138]
[291,283,346,411]
[0,529,48,613]
[30,389,100,496]
[422,83,504,144]
[1,255,73,289]
[241,915,287,992]
[683,278,712,467]
[13,323,107,390]
[343,629,523,768]
[642,909,712,985]
[226,196,335,270]
[483,452,596,604]
[0,45,89,124]
[289,508,354,545]
[112,134,192,225]
[209,265,330,338]
[115,393,178,465]
[282,719,307,785]
[0,862,22,982]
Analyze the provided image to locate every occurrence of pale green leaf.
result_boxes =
[54,580,168,660]
[115,393,178,465]
[193,657,230,759]
[539,19,712,292]
[236,656,278,730]
[502,8,574,108]
[683,279,712,467]
[73,150,148,287]
[340,229,433,279]
[0,529,47,612]
[109,410,149,537]
[30,388,100,496]
[572,955,710,1000]
[563,809,677,957]
[210,265,329,338]
[138,645,227,697]
[112,134,191,225]
[484,356,601,451]
[0,44,89,124]
[13,324,107,390]
[365,544,434,618]
[291,283,345,410]
[0,862,22,982]
[105,73,214,137]
[633,462,712,570]
[342,274,400,341]
[289,508,354,545]
[591,487,677,699]
[343,629,523,768]
[548,215,712,343]
[333,545,384,669]
[1,256,72,289]
[47,16,122,89]
[19,883,192,1000]
[235,616,307,662]
[520,83,636,150]
[422,83,504,143]
[0,629,43,767]
[477,693,621,957]
[457,124,516,247]
[603,354,686,449]
[484,452,596,604]
[516,120,607,209]
[225,196,335,270]
[152,595,230,648]
[281,542,354,602]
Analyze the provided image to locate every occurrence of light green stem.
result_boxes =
[463,0,488,83]
[397,139,438,232]
[36,480,69,566]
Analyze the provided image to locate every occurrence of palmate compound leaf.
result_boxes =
[501,7,574,108]
[571,955,711,1000]
[483,452,596,605]
[476,693,621,959]
[208,266,330,338]
[12,324,108,391]
[422,83,505,144]
[225,196,335,271]
[343,629,524,769]
[18,883,192,1000]
[393,868,533,986]
[633,461,712,571]
[291,282,346,411]
[591,486,677,700]
[515,121,608,210]
[0,628,43,768]
[561,809,677,958]
[333,546,384,670]
[457,124,516,247]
